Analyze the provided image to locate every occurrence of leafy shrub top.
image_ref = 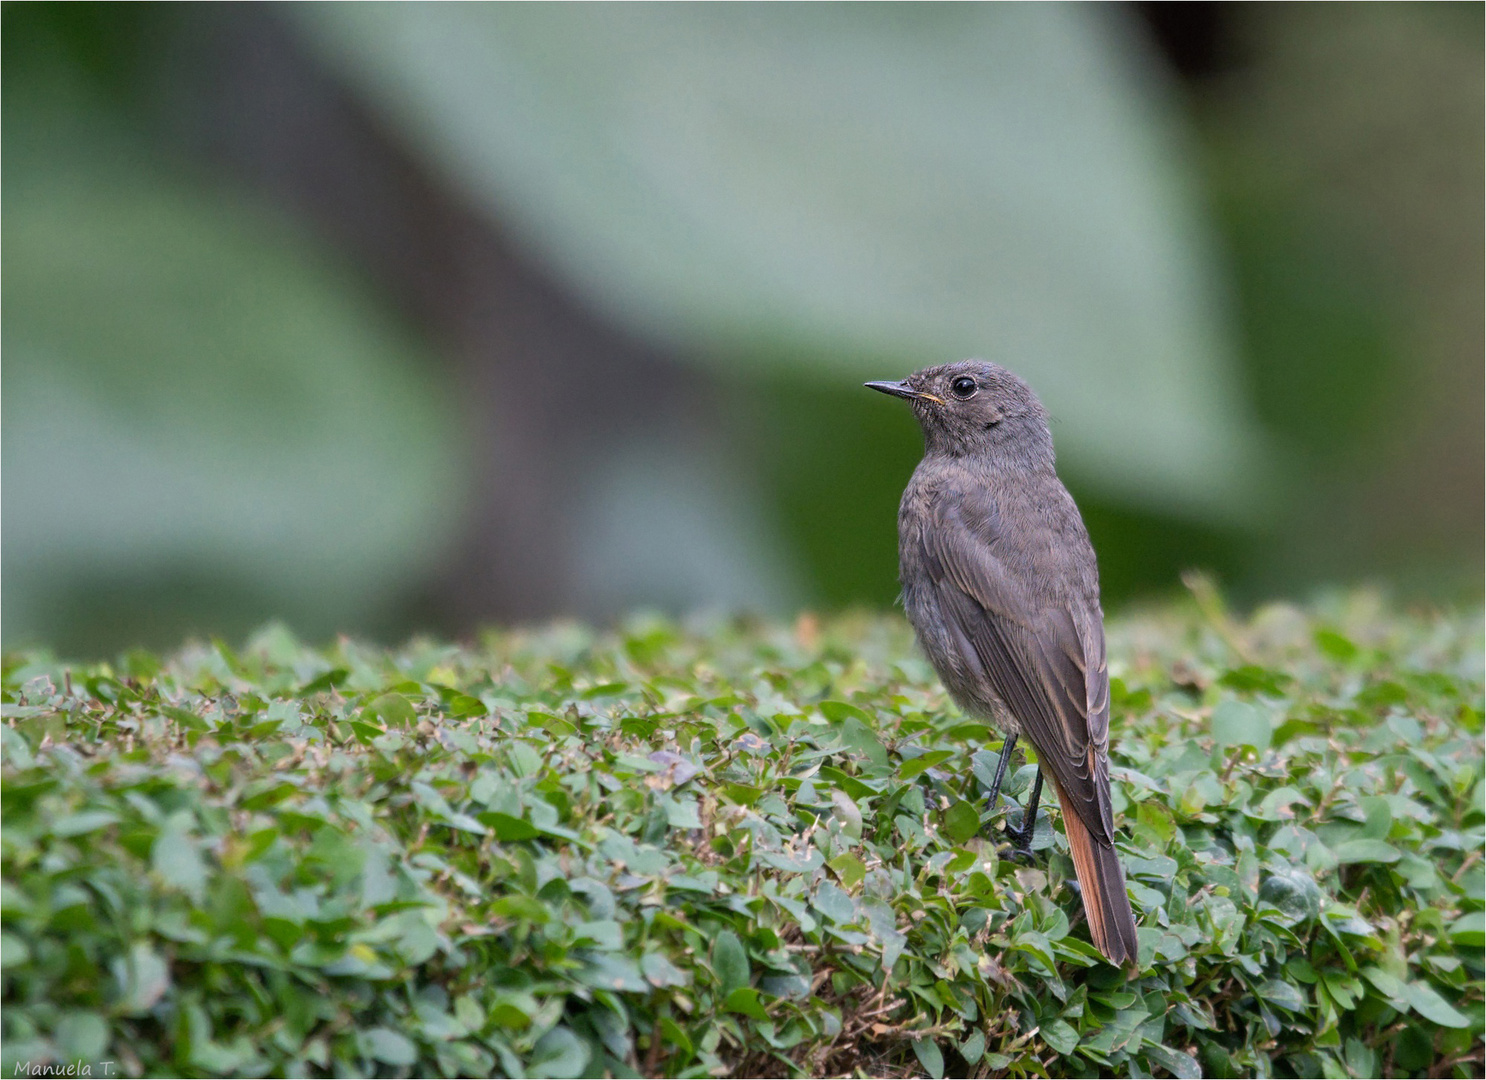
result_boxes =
[2,590,1482,1077]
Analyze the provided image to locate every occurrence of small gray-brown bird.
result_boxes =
[868,359,1138,967]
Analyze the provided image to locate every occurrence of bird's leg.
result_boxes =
[1005,768,1044,859]
[984,736,1045,862]
[984,734,1036,862]
[984,733,1017,809]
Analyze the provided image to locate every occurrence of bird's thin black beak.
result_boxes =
[865,380,944,405]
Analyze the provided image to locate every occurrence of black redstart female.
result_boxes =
[867,359,1138,967]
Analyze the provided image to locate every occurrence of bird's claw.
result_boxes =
[997,841,1036,865]
[996,822,1039,864]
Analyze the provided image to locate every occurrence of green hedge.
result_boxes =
[2,591,1482,1078]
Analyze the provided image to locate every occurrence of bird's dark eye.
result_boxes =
[950,376,978,399]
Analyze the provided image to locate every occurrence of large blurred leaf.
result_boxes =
[295,4,1266,518]
[2,86,462,648]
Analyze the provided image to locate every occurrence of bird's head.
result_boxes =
[866,359,1054,465]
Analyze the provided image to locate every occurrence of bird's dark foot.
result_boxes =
[996,840,1036,865]
[996,816,1040,863]
[985,759,1046,864]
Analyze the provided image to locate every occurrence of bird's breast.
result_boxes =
[896,473,1019,733]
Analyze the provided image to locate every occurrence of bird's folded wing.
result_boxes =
[921,502,1115,845]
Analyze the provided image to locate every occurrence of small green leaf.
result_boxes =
[1218,664,1292,696]
[818,766,877,801]
[153,815,207,903]
[1314,628,1360,663]
[113,941,170,1015]
[0,933,31,969]
[659,1016,693,1056]
[51,810,120,837]
[1258,866,1321,924]
[1449,910,1485,947]
[723,782,764,806]
[1257,978,1308,1013]
[1211,700,1271,751]
[508,741,544,776]
[528,1027,589,1079]
[898,750,954,780]
[944,848,976,874]
[366,693,417,727]
[830,790,863,836]
[580,953,646,992]
[480,811,539,841]
[55,1011,108,1062]
[491,896,550,923]
[959,1031,985,1065]
[1013,928,1056,970]
[723,986,770,1022]
[1405,981,1470,1028]
[1357,795,1393,839]
[362,1027,417,1066]
[911,1037,944,1079]
[349,720,382,743]
[1331,838,1400,864]
[1041,1018,1079,1055]
[445,692,488,718]
[813,881,856,924]
[835,716,888,767]
[713,931,749,996]
[641,951,688,988]
[818,701,874,725]
[1144,1043,1201,1080]
[828,852,866,889]
[1361,965,1409,1006]
[941,800,982,844]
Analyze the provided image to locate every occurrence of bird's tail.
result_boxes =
[1050,775,1138,968]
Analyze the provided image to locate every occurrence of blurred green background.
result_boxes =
[4,3,1481,657]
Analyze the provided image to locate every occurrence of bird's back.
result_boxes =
[897,454,1101,722]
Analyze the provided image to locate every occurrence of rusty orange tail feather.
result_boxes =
[1049,775,1138,968]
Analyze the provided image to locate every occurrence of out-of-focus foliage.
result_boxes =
[1195,4,1483,597]
[1,75,463,653]
[294,3,1265,521]
[1,5,1479,656]
[4,592,1481,1077]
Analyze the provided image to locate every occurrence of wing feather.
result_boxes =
[922,497,1114,845]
